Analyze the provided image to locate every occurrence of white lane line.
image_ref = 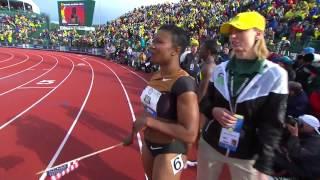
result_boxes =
[0,54,30,70]
[0,52,15,63]
[0,55,58,96]
[39,56,94,180]
[88,58,144,154]
[18,87,56,89]
[0,54,43,80]
[0,56,74,130]
[120,65,148,83]
[91,59,147,180]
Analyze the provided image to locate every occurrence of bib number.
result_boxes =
[140,86,161,117]
[170,154,184,175]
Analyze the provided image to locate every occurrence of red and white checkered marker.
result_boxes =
[37,142,124,178]
[46,160,79,180]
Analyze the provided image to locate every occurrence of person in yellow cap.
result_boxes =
[181,38,200,79]
[197,11,289,180]
[190,38,199,47]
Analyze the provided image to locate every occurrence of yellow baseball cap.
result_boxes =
[190,38,199,46]
[220,11,266,35]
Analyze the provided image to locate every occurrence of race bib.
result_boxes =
[171,154,184,175]
[218,114,244,152]
[140,86,162,117]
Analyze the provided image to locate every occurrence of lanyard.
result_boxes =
[228,71,253,113]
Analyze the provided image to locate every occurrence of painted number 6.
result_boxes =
[170,154,184,175]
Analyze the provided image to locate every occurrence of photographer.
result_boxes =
[274,114,320,179]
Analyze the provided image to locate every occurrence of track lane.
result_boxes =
[0,54,30,70]
[0,50,26,65]
[0,51,14,63]
[0,54,58,96]
[89,56,197,180]
[39,54,146,179]
[0,49,195,179]
[0,54,44,80]
[0,54,74,128]
[0,54,92,179]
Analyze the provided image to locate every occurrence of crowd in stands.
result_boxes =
[0,13,47,45]
[105,1,320,179]
[102,0,319,54]
[100,0,320,78]
[1,0,319,60]
[0,0,318,119]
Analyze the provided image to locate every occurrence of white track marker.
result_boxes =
[36,142,124,175]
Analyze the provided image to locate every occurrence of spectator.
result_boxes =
[275,56,296,81]
[295,53,320,94]
[273,114,320,179]
[197,39,218,102]
[198,11,288,180]
[293,54,305,71]
[276,37,291,56]
[303,47,315,55]
[218,46,230,64]
[181,39,201,80]
[180,46,191,64]
[287,81,310,117]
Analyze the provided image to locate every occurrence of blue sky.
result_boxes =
[32,0,179,24]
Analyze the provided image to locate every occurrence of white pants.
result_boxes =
[197,137,258,180]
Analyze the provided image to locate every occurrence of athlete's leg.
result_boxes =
[141,141,155,179]
[152,153,186,180]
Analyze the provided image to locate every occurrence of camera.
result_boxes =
[279,115,304,146]
[286,115,304,128]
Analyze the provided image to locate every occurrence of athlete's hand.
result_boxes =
[123,116,151,146]
[212,107,237,128]
[133,116,149,133]
[123,133,134,146]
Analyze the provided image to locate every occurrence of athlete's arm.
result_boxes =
[197,63,214,102]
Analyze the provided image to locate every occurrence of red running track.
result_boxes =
[0,48,200,180]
